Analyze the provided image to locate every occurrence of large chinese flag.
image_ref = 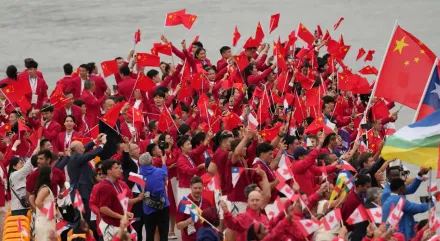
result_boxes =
[375,26,436,109]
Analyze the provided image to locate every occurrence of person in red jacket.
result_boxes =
[69,64,89,100]
[56,63,74,92]
[220,189,270,241]
[52,92,83,131]
[117,66,136,101]
[176,133,212,202]
[176,176,214,241]
[87,62,109,99]
[21,60,48,109]
[341,174,372,232]
[81,79,110,127]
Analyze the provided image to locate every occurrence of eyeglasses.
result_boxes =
[97,172,104,176]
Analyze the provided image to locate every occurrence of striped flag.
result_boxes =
[56,220,71,235]
[128,172,146,189]
[231,167,245,187]
[40,200,55,220]
[73,190,85,213]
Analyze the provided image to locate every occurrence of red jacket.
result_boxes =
[56,76,74,91]
[17,69,44,80]
[81,91,107,128]
[119,121,144,142]
[177,145,208,188]
[69,77,87,100]
[52,105,83,131]
[54,131,83,153]
[224,208,269,241]
[88,74,108,99]
[290,148,338,196]
[21,76,48,109]
[117,76,136,101]
[89,182,103,237]
[341,189,362,231]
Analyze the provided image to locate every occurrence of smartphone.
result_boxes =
[113,85,118,91]
[420,196,432,204]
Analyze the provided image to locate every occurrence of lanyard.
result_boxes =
[29,77,37,94]
[106,178,123,194]
[256,158,275,178]
[65,131,73,149]
[284,151,295,160]
[184,154,195,168]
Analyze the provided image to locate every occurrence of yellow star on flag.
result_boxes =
[393,36,409,54]
[318,117,323,121]
[414,57,420,63]
[404,60,410,66]
[420,50,425,54]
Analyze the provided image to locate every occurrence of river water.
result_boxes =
[1,0,439,229]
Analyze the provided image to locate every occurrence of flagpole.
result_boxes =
[413,58,438,123]
[428,169,433,211]
[356,20,399,141]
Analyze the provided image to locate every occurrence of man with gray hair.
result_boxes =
[80,78,110,127]
[139,152,170,241]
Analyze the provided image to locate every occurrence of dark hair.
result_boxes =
[79,64,88,70]
[31,155,38,168]
[146,143,157,156]
[6,65,18,80]
[34,165,52,194]
[26,60,38,69]
[256,143,274,157]
[37,149,53,161]
[220,46,231,55]
[191,132,206,147]
[148,120,157,132]
[230,139,241,152]
[153,90,166,98]
[358,153,374,169]
[322,133,337,147]
[247,223,262,241]
[147,69,159,79]
[386,166,402,176]
[115,57,123,61]
[354,174,371,187]
[232,127,241,139]
[7,157,24,192]
[244,184,259,198]
[41,103,54,113]
[283,135,298,146]
[178,124,191,136]
[40,139,50,149]
[101,160,120,175]
[156,86,169,94]
[194,48,206,59]
[192,41,203,49]
[177,135,191,149]
[86,62,96,74]
[73,99,85,107]
[304,117,314,126]
[64,115,76,124]
[390,178,405,192]
[119,65,130,76]
[190,176,203,186]
[63,63,73,75]
[158,133,170,151]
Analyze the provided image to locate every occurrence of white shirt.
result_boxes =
[45,121,51,129]
[65,107,72,116]
[126,122,136,133]
[134,100,142,109]
[65,131,73,149]
[81,78,87,94]
[29,76,37,94]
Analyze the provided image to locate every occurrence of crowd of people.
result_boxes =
[0,15,438,241]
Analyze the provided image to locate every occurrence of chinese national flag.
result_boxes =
[165,9,186,26]
[277,52,287,71]
[232,26,241,47]
[179,14,197,30]
[153,43,172,56]
[375,26,436,109]
[100,60,119,78]
[101,101,126,128]
[158,108,173,133]
[298,23,315,45]
[304,115,325,134]
[295,72,314,90]
[223,112,242,131]
[323,30,331,41]
[233,54,250,71]
[259,122,283,142]
[269,14,280,34]
[134,29,141,45]
[50,84,70,109]
[176,80,192,102]
[371,100,390,120]
[190,72,204,90]
[255,22,265,43]
[337,70,354,91]
[350,74,371,94]
[285,30,297,50]
[0,123,11,136]
[316,25,323,38]
[356,48,366,61]
[359,66,378,75]
[305,86,322,107]
[127,107,144,128]
[136,53,160,68]
[18,121,33,133]
[364,50,375,62]
[135,72,155,92]
[243,37,260,49]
